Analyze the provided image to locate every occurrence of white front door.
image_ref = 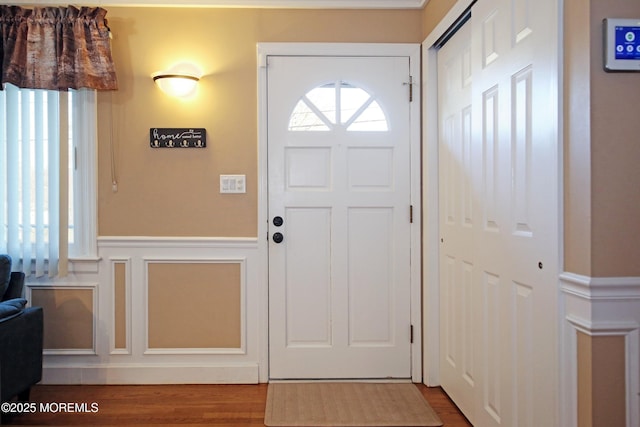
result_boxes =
[267,55,414,379]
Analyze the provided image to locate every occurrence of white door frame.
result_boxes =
[257,42,422,383]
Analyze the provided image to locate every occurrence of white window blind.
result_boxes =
[0,83,97,277]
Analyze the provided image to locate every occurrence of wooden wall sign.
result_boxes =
[150,128,206,148]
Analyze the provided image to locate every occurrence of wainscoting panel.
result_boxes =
[560,273,640,427]
[144,258,245,354]
[29,285,98,355]
[39,237,263,385]
[111,257,131,354]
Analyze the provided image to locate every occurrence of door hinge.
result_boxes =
[408,76,414,102]
[410,325,414,344]
[410,205,414,223]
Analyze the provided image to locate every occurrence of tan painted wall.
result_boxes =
[591,335,626,427]
[147,262,241,348]
[114,262,127,349]
[97,7,422,237]
[577,332,627,427]
[31,288,94,350]
[563,0,639,425]
[564,0,593,277]
[577,332,594,427]
[564,0,640,277]
[421,0,458,39]
[588,1,640,277]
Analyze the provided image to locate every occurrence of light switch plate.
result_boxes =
[220,175,246,194]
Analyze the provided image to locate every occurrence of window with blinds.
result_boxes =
[0,83,97,277]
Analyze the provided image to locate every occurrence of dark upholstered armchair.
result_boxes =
[0,254,44,404]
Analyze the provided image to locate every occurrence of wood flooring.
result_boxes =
[2,383,472,426]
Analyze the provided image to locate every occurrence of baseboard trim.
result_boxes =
[42,363,260,385]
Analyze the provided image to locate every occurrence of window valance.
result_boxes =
[0,5,117,91]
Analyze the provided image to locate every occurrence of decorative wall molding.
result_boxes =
[109,257,132,355]
[566,315,639,337]
[98,236,258,249]
[560,272,640,301]
[43,363,259,384]
[68,256,101,274]
[143,347,246,355]
[27,283,99,356]
[37,236,264,385]
[560,272,640,427]
[142,256,248,355]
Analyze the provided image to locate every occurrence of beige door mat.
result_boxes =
[264,382,443,426]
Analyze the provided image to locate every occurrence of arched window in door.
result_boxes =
[288,81,389,132]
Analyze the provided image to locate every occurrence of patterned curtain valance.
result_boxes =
[0,5,117,91]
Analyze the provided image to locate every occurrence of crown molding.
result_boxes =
[6,0,428,9]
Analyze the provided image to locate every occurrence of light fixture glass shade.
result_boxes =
[152,72,199,98]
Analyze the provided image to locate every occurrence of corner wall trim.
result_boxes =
[559,272,640,301]
[566,315,639,337]
[560,272,640,427]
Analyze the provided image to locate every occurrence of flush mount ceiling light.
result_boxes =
[152,72,200,98]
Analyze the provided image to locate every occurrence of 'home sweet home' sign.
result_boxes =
[150,128,206,148]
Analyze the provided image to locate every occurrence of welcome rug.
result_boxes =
[264,382,443,426]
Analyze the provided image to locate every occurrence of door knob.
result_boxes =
[273,216,284,227]
[272,232,284,243]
